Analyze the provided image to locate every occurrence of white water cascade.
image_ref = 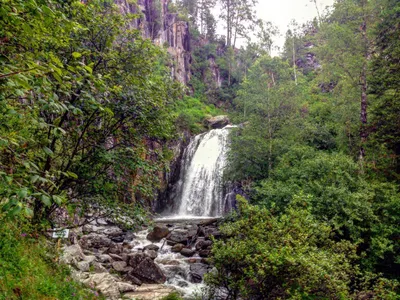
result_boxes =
[170,126,235,218]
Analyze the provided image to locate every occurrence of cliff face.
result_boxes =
[114,0,191,85]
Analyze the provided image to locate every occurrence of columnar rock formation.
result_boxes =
[114,0,192,85]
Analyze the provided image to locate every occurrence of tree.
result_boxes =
[0,0,180,224]
[316,0,378,165]
[369,0,400,177]
[205,196,356,299]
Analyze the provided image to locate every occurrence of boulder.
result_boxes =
[79,233,111,249]
[195,240,212,251]
[112,261,127,272]
[103,227,123,237]
[83,273,120,300]
[189,263,210,283]
[146,225,170,242]
[144,244,160,251]
[91,261,107,273]
[124,284,176,300]
[98,254,112,263]
[168,230,188,244]
[199,250,211,257]
[205,115,230,129]
[125,272,143,286]
[128,253,166,284]
[83,255,97,264]
[109,253,124,261]
[171,243,185,253]
[180,248,195,257]
[76,261,90,272]
[117,282,137,293]
[60,244,84,264]
[144,249,158,260]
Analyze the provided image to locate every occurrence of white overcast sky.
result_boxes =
[216,0,335,56]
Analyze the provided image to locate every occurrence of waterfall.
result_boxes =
[170,126,234,218]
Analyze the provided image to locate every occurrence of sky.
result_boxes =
[216,0,336,56]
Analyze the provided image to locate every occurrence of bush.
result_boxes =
[205,196,357,300]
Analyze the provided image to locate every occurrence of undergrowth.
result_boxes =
[0,220,101,300]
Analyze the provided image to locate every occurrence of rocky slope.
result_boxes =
[61,216,221,299]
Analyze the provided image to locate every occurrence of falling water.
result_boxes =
[170,126,235,218]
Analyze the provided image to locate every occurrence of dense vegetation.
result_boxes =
[1,0,399,299]
[203,0,400,298]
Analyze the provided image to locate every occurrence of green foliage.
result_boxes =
[0,0,181,224]
[161,292,184,300]
[173,96,222,134]
[206,196,357,299]
[0,220,102,300]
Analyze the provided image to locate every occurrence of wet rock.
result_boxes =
[111,235,125,243]
[144,249,158,260]
[146,225,170,242]
[168,230,188,244]
[112,261,127,272]
[144,244,159,251]
[199,250,211,257]
[79,233,111,249]
[189,263,210,283]
[180,248,195,257]
[171,243,185,253]
[128,253,166,284]
[195,240,212,250]
[124,231,136,242]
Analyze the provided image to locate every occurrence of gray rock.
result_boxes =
[60,244,84,264]
[91,261,107,273]
[189,263,210,283]
[168,230,188,244]
[128,253,166,284]
[144,249,158,260]
[180,248,195,257]
[76,261,90,272]
[98,254,112,263]
[199,249,211,257]
[205,115,230,129]
[171,243,185,253]
[143,244,159,251]
[83,273,120,299]
[117,282,137,293]
[195,240,212,251]
[125,272,143,286]
[109,253,123,261]
[103,227,123,237]
[79,233,111,249]
[83,255,97,264]
[146,225,170,242]
[112,261,127,272]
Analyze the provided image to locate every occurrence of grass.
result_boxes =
[174,96,224,134]
[0,220,102,300]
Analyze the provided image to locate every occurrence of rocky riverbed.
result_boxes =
[61,216,221,299]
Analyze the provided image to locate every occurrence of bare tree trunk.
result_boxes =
[292,37,298,85]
